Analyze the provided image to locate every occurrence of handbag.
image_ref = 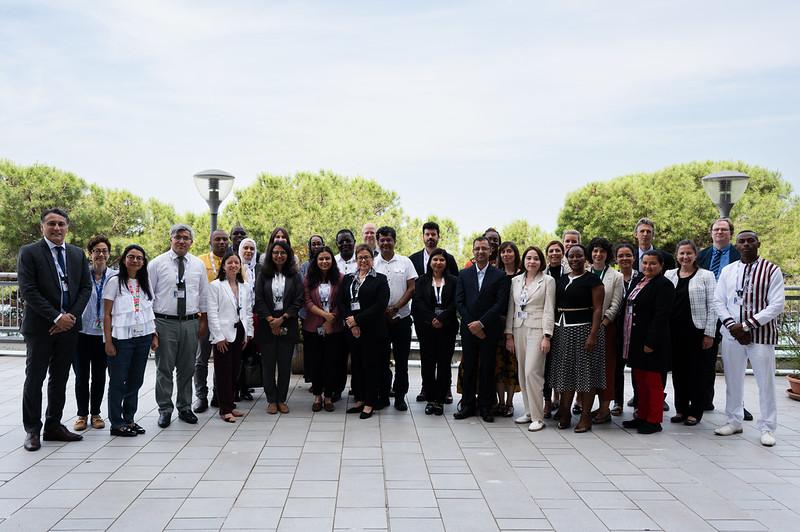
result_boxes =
[243,351,262,388]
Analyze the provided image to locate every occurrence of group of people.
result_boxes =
[17,209,785,452]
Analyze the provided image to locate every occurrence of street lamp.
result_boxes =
[701,170,750,218]
[193,169,236,233]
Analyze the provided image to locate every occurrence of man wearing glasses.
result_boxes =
[147,224,209,428]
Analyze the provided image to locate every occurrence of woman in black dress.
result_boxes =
[543,240,569,416]
[549,244,605,432]
[338,244,390,419]
[412,248,459,416]
[613,243,642,416]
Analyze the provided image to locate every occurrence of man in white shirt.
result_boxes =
[148,224,209,428]
[713,230,785,447]
[373,226,417,411]
[334,229,357,276]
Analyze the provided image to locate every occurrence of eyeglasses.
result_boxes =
[356,256,372,262]
[91,249,109,255]
[172,235,192,242]
[272,251,287,256]
[125,255,145,262]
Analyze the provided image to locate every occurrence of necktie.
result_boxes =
[177,256,186,317]
[710,248,721,279]
[55,246,69,311]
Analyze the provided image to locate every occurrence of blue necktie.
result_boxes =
[55,246,69,310]
[710,248,721,279]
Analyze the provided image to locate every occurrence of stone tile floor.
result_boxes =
[0,355,798,531]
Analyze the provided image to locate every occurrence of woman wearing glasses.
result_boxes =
[338,244,390,419]
[102,245,157,437]
[73,236,115,432]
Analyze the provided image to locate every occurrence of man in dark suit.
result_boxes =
[17,208,92,451]
[454,236,510,422]
[409,221,459,277]
[632,217,676,272]
[696,218,750,418]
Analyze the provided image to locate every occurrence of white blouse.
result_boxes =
[103,276,156,340]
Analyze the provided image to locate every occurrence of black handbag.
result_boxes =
[243,351,262,388]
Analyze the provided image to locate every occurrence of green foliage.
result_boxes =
[556,161,799,279]
[457,220,556,265]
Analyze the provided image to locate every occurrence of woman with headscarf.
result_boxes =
[236,237,259,401]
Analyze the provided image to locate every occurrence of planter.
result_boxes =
[788,374,800,399]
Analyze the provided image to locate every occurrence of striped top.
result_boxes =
[714,257,785,345]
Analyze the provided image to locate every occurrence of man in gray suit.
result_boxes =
[18,208,92,451]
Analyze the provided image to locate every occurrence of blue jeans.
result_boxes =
[107,334,152,430]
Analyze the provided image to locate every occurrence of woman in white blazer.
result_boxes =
[587,238,624,424]
[207,251,254,422]
[664,240,717,425]
[505,246,555,431]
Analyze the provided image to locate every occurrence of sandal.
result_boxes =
[684,417,699,426]
[503,404,514,417]
[232,409,245,417]
[221,414,236,423]
[610,404,623,416]
[670,414,686,424]
[592,412,612,424]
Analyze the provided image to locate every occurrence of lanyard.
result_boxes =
[319,282,331,310]
[208,252,219,276]
[592,266,607,281]
[351,273,367,300]
[432,279,444,305]
[272,273,286,305]
[92,268,106,318]
[175,257,186,285]
[127,279,141,312]
[737,260,756,297]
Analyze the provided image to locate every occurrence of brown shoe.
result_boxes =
[266,403,278,414]
[73,416,88,431]
[278,403,290,414]
[24,432,41,451]
[91,415,105,429]
[323,399,335,412]
[43,424,83,442]
[312,399,322,412]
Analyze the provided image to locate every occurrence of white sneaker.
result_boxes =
[760,431,776,447]
[528,420,545,432]
[515,414,531,424]
[714,424,743,436]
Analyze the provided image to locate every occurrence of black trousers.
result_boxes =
[214,323,244,415]
[258,332,294,404]
[74,333,107,416]
[704,322,724,408]
[459,330,498,410]
[303,329,345,397]
[348,332,382,407]
[418,326,456,404]
[381,316,412,401]
[542,350,553,401]
[23,330,79,434]
[671,324,708,420]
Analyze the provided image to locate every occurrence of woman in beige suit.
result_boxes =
[505,246,555,431]
[587,237,623,423]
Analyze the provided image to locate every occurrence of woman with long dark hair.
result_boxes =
[303,246,344,412]
[208,252,254,422]
[102,244,156,437]
[412,248,459,416]
[254,241,304,415]
[494,241,521,416]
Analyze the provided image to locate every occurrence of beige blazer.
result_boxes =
[207,279,254,344]
[504,272,555,335]
[598,267,624,322]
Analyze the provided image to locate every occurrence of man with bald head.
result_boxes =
[362,222,378,257]
[194,229,229,412]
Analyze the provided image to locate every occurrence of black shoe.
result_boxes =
[127,422,146,434]
[480,409,495,423]
[331,391,342,403]
[158,412,171,428]
[663,401,670,412]
[42,424,83,442]
[627,398,637,407]
[704,403,715,411]
[24,432,41,451]
[193,398,208,413]
[453,407,475,420]
[743,408,753,421]
[433,403,444,416]
[416,392,426,402]
[210,396,219,408]
[374,398,390,411]
[348,389,354,396]
[572,404,582,415]
[395,397,408,411]
[110,426,138,437]
[622,418,643,429]
[425,403,435,415]
[178,410,198,424]
[670,415,686,424]
[346,405,364,414]
[637,422,662,434]
[445,392,453,405]
[240,391,253,401]
[360,409,373,419]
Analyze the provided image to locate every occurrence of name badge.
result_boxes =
[317,326,326,337]
[434,306,444,316]
[61,281,69,292]
[351,301,361,311]
[174,289,186,298]
[132,325,144,336]
[93,318,102,329]
[733,295,743,306]
[627,306,634,315]
[516,311,528,319]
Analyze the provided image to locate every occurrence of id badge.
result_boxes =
[516,310,528,319]
[317,326,326,337]
[733,295,743,306]
[61,281,69,292]
[174,289,186,298]
[434,306,444,316]
[132,325,144,336]
[626,305,634,315]
[93,318,102,329]
[351,301,361,311]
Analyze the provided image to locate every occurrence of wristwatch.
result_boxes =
[741,322,750,332]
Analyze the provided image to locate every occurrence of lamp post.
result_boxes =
[193,169,236,233]
[701,170,750,218]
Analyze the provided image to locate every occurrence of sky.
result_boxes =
[2,0,799,236]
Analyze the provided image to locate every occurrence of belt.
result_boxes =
[557,307,592,312]
[154,312,200,321]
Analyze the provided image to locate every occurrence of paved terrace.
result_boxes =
[0,356,798,532]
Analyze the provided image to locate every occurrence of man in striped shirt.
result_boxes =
[713,230,785,446]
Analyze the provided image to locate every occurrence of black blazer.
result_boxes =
[409,249,459,278]
[254,270,304,342]
[17,239,91,336]
[633,247,676,272]
[411,274,459,332]
[697,244,740,270]
[455,264,510,338]
[338,271,390,337]
[625,274,675,372]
